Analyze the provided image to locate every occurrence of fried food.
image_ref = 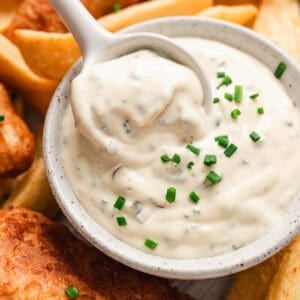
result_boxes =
[3,128,59,218]
[0,0,22,33]
[5,0,147,40]
[0,83,34,177]
[226,250,284,300]
[0,207,190,299]
[266,236,300,299]
[99,0,213,32]
[199,4,258,25]
[254,0,300,63]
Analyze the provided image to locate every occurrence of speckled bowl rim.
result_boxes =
[44,17,300,279]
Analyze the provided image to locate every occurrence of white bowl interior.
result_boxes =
[44,17,300,279]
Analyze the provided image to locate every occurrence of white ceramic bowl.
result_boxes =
[44,17,300,279]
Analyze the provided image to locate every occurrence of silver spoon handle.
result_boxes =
[49,0,112,60]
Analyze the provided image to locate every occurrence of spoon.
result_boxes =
[49,0,212,106]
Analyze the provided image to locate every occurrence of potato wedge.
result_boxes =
[0,34,57,115]
[199,4,258,25]
[254,0,300,63]
[266,236,300,299]
[3,128,59,218]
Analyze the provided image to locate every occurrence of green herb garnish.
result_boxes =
[274,62,287,79]
[203,154,217,166]
[249,131,261,142]
[224,93,233,101]
[171,153,181,164]
[189,191,200,203]
[160,154,170,163]
[217,75,232,89]
[213,97,220,104]
[215,135,229,148]
[187,161,194,169]
[250,93,259,99]
[186,144,200,156]
[166,187,176,203]
[234,85,243,103]
[114,196,126,210]
[116,216,127,226]
[0,115,4,122]
[144,238,158,250]
[231,108,241,119]
[65,286,79,299]
[217,72,225,78]
[112,3,121,12]
[257,107,264,115]
[206,171,222,184]
[224,144,238,157]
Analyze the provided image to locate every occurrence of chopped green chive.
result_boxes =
[250,93,259,99]
[214,135,228,142]
[217,76,232,89]
[234,85,243,103]
[186,144,200,156]
[160,154,170,163]
[187,161,194,169]
[144,238,158,250]
[274,62,287,79]
[224,93,233,101]
[224,144,238,157]
[112,3,121,12]
[203,154,217,166]
[189,191,200,203]
[116,216,127,226]
[65,286,79,299]
[217,72,226,78]
[231,108,241,119]
[166,187,176,203]
[257,107,264,115]
[215,135,229,148]
[206,171,222,184]
[249,131,261,142]
[0,115,4,122]
[114,196,126,210]
[171,153,181,164]
[213,97,220,104]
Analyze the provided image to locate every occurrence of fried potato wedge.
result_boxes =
[199,4,258,25]
[254,0,300,63]
[266,236,300,299]
[14,0,212,81]
[0,83,34,177]
[99,0,213,32]
[3,128,59,219]
[0,33,57,114]
[214,0,260,4]
[0,0,22,33]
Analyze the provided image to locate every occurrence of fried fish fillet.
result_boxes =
[5,0,146,40]
[0,83,34,177]
[0,207,189,300]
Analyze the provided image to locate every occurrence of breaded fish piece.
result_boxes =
[5,0,146,39]
[0,84,34,177]
[0,207,190,300]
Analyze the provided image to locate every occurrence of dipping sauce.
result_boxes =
[62,38,300,259]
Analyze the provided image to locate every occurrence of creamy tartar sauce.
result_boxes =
[62,38,300,258]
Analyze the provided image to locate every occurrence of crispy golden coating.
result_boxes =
[5,0,147,40]
[0,83,34,177]
[0,207,189,300]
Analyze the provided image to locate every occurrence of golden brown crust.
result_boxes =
[0,207,189,300]
[5,0,147,40]
[0,83,34,177]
